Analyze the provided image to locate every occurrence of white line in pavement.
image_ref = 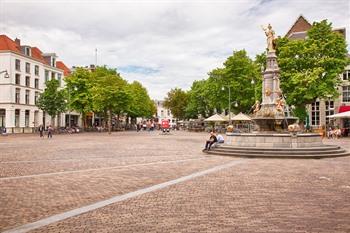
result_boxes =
[0,154,189,164]
[0,157,210,181]
[2,159,245,233]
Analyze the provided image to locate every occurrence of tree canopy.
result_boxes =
[276,20,349,120]
[36,79,66,126]
[163,88,188,120]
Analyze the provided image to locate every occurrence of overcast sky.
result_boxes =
[1,0,349,99]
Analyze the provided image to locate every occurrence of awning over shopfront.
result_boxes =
[327,111,350,118]
[339,106,350,113]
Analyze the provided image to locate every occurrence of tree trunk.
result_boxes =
[51,116,55,128]
[108,109,112,135]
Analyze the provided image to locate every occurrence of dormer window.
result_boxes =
[22,46,31,56]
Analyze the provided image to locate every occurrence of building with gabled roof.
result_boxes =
[284,16,350,131]
[0,35,80,133]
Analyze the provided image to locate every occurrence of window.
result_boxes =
[25,90,30,104]
[343,86,350,102]
[325,100,334,125]
[25,47,31,56]
[343,70,350,81]
[25,76,30,87]
[311,101,320,126]
[15,109,20,127]
[15,59,21,71]
[15,74,20,85]
[45,70,49,82]
[35,92,39,105]
[35,78,39,89]
[15,88,20,104]
[0,109,5,127]
[25,62,30,73]
[51,72,55,80]
[25,110,30,127]
[35,65,39,76]
[161,110,164,117]
[57,74,62,86]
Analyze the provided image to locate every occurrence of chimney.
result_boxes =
[14,38,21,46]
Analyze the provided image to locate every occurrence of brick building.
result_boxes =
[285,15,350,129]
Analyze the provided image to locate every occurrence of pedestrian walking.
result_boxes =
[38,124,44,137]
[47,125,53,138]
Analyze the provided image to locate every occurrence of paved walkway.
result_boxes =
[0,131,349,232]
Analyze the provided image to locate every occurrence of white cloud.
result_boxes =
[1,0,349,99]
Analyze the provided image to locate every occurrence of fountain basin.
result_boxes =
[226,132,322,148]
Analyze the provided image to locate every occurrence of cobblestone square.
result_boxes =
[0,131,349,233]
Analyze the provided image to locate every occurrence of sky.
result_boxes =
[0,0,349,100]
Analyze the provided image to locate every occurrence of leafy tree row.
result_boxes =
[37,66,156,133]
[164,20,349,123]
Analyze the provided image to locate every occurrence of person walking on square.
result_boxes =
[203,131,217,151]
[38,124,44,138]
[47,125,53,138]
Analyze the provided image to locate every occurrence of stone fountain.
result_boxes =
[204,24,349,158]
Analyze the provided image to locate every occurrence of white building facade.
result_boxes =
[0,35,79,133]
[154,100,177,125]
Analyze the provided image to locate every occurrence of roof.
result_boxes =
[0,34,20,52]
[31,47,48,64]
[56,61,71,76]
[231,112,252,121]
[0,34,69,71]
[204,114,227,122]
[285,15,312,38]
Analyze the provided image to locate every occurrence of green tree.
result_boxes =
[164,88,188,120]
[65,68,94,129]
[127,81,156,121]
[208,50,260,114]
[276,20,349,121]
[91,73,131,134]
[185,79,213,119]
[37,79,66,127]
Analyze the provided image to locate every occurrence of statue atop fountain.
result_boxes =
[253,24,296,131]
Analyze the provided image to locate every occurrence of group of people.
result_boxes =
[38,125,53,138]
[203,131,225,151]
[326,127,342,139]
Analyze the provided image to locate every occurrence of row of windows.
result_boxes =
[14,109,31,127]
[15,59,40,76]
[15,88,39,105]
[15,59,62,85]
[15,74,40,88]
[14,73,62,88]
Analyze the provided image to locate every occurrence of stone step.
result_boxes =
[218,145,340,151]
[212,148,346,155]
[205,150,350,159]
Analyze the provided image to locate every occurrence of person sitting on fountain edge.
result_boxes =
[216,133,224,143]
[203,132,217,151]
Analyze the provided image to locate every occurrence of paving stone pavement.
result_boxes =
[0,131,349,233]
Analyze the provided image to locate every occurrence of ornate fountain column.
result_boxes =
[254,24,287,131]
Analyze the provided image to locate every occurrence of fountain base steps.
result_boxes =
[203,144,350,159]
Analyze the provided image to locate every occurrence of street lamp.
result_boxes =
[0,70,9,79]
[222,86,232,124]
[251,79,257,100]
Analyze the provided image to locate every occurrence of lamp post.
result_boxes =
[0,70,9,79]
[251,79,256,100]
[222,86,232,125]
